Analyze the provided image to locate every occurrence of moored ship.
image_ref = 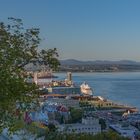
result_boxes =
[80,82,93,96]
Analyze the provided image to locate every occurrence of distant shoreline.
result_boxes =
[56,70,140,73]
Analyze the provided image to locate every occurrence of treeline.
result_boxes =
[44,131,130,140]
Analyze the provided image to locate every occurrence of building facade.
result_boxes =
[58,117,101,135]
[47,98,80,108]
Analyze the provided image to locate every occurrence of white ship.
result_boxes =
[80,82,93,96]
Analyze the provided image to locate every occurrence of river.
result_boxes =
[53,72,140,110]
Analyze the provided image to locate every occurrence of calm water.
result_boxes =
[54,72,140,110]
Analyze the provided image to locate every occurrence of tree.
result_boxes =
[45,131,130,140]
[48,123,56,132]
[99,118,107,131]
[69,107,83,123]
[0,18,60,132]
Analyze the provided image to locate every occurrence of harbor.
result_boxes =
[33,72,140,139]
[1,71,140,140]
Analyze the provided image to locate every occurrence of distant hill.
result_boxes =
[24,59,140,72]
[60,59,140,65]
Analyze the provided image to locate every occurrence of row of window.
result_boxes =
[67,127,100,132]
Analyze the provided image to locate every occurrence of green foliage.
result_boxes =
[44,131,130,140]
[0,18,60,132]
[99,118,107,130]
[69,107,83,123]
[26,122,49,138]
[48,123,56,132]
[79,101,89,107]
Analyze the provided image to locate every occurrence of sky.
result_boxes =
[0,0,140,61]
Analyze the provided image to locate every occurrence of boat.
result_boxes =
[80,82,93,96]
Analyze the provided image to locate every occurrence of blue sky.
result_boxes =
[0,0,140,61]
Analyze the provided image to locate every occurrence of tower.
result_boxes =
[33,72,38,85]
[67,72,72,81]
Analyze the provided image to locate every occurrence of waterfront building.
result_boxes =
[47,86,81,95]
[90,100,114,107]
[47,97,80,108]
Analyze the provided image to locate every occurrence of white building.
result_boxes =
[110,124,138,139]
[58,117,101,135]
